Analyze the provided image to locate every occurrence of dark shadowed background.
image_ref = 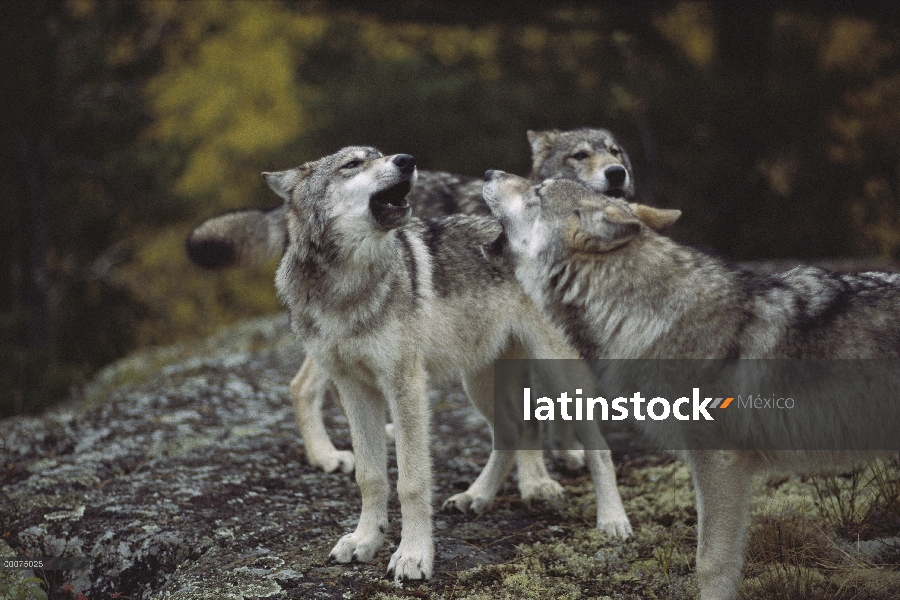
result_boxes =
[3,0,900,416]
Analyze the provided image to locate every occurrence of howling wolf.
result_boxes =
[252,147,630,579]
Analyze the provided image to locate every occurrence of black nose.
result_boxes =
[484,169,497,181]
[392,154,415,175]
[605,165,627,187]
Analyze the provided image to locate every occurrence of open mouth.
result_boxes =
[370,179,412,208]
[369,178,413,230]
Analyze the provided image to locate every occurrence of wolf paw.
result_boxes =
[520,477,565,505]
[329,530,384,564]
[387,538,434,581]
[597,516,633,540]
[555,448,586,470]
[310,450,355,474]
[441,490,494,514]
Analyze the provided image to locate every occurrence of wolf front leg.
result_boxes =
[327,375,389,566]
[381,359,434,581]
[689,450,755,600]
[290,357,355,473]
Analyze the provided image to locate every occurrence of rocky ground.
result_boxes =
[2,315,899,600]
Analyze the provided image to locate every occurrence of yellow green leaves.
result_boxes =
[145,2,325,208]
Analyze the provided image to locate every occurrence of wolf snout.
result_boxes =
[604,165,627,188]
[392,154,416,175]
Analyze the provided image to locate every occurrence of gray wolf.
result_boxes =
[481,172,900,600]
[257,147,631,580]
[187,127,634,480]
[527,127,634,198]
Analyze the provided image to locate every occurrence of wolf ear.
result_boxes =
[571,207,641,253]
[262,170,295,201]
[630,204,681,230]
[262,165,310,201]
[527,129,560,159]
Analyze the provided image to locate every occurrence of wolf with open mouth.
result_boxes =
[262,146,629,579]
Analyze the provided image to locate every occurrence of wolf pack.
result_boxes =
[187,128,900,600]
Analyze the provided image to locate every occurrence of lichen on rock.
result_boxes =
[2,315,898,599]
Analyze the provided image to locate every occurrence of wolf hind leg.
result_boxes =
[582,446,632,539]
[452,341,564,509]
[499,343,564,505]
[549,420,586,470]
[524,331,630,537]
[504,339,565,504]
[290,357,354,473]
[516,448,565,504]
[443,362,518,513]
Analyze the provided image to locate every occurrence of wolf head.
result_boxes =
[528,128,635,199]
[265,146,417,237]
[482,171,679,266]
[186,147,417,269]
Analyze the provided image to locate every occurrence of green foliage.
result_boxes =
[652,523,693,583]
[112,225,282,348]
[0,576,48,600]
[144,1,327,210]
[812,459,900,539]
[375,455,898,598]
[813,470,871,533]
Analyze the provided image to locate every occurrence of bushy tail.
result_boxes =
[186,204,287,269]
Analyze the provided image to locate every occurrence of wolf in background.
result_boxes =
[256,147,633,579]
[186,128,635,501]
[482,171,900,600]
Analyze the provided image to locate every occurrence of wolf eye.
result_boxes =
[609,146,621,157]
[341,160,363,170]
[570,151,590,161]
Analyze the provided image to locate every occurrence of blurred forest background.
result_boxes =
[3,0,900,417]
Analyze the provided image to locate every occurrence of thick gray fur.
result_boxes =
[482,172,900,600]
[262,147,632,581]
